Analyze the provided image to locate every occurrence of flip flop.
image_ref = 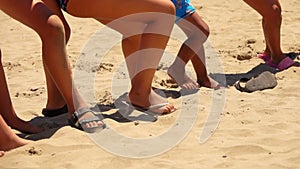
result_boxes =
[234,71,277,93]
[127,101,176,115]
[275,57,294,70]
[266,57,294,70]
[257,53,271,62]
[42,104,68,117]
[68,107,106,133]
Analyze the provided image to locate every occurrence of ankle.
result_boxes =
[128,91,150,106]
[129,90,150,99]
[263,49,271,55]
[271,54,285,64]
[45,101,66,109]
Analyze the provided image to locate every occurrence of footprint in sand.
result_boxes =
[3,61,21,70]
[153,72,178,89]
[15,86,45,98]
[234,39,259,61]
[26,147,42,156]
[92,62,114,73]
[95,90,114,105]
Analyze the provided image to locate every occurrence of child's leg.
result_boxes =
[191,50,221,89]
[243,0,284,63]
[0,49,42,133]
[187,14,220,89]
[169,12,220,89]
[261,0,281,58]
[0,115,31,152]
[167,42,199,90]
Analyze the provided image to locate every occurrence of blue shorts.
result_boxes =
[171,0,196,23]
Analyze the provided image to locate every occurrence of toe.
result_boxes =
[0,151,5,157]
[163,103,176,113]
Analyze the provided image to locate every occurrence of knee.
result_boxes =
[47,15,65,37]
[39,15,65,40]
[272,4,281,18]
[265,4,282,20]
[201,25,210,39]
[188,26,210,43]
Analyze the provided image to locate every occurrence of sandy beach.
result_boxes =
[0,0,299,168]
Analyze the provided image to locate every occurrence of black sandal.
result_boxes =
[42,104,68,117]
[68,107,106,133]
[234,71,277,93]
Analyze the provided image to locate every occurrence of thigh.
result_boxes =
[67,0,174,21]
[96,18,146,37]
[178,12,209,37]
[0,0,65,36]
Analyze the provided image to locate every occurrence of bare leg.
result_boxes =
[243,0,285,64]
[191,52,221,89]
[168,13,220,89]
[0,0,104,129]
[0,49,42,133]
[43,0,71,111]
[69,0,176,113]
[0,115,31,152]
[43,66,66,110]
[167,42,199,90]
[120,29,176,113]
[261,18,271,56]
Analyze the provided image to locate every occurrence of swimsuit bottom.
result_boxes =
[56,0,195,22]
[57,0,69,11]
[171,0,196,22]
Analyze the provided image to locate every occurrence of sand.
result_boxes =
[0,0,299,168]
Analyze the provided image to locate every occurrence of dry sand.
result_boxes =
[0,0,299,168]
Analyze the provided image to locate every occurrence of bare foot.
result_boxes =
[128,89,176,114]
[197,76,221,90]
[8,118,43,134]
[167,64,199,90]
[0,135,32,152]
[0,151,4,157]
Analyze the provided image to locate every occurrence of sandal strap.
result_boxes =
[68,107,106,132]
[74,107,93,118]
[68,107,93,129]
[234,77,251,92]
